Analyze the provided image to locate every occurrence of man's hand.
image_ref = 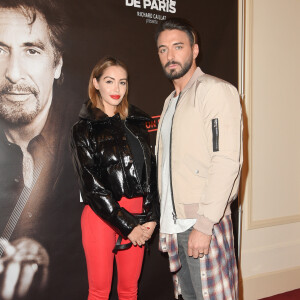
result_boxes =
[0,238,49,300]
[187,229,212,259]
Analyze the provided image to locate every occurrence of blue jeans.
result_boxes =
[177,227,204,300]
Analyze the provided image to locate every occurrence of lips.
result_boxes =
[168,64,178,69]
[1,93,33,102]
[165,61,181,69]
[110,95,120,100]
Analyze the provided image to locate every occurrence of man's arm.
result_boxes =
[188,81,242,257]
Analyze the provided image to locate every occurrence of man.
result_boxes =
[155,18,242,300]
[0,1,86,299]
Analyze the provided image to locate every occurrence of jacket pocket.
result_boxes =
[184,154,208,178]
[175,155,208,205]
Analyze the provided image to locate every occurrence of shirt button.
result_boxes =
[27,212,32,218]
[14,178,19,183]
[201,272,206,277]
[195,170,199,174]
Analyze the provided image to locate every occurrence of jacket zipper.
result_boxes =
[169,92,181,224]
[124,121,149,193]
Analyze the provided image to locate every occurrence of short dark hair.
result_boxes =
[0,0,66,66]
[155,17,200,46]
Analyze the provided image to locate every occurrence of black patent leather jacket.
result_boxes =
[70,103,159,238]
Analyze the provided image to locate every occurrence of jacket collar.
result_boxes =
[127,104,152,122]
[156,67,205,148]
[167,67,205,100]
[181,66,205,94]
[78,101,151,122]
[78,101,108,122]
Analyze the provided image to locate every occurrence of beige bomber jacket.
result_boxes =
[156,67,243,235]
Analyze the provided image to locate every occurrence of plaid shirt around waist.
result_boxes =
[159,215,238,300]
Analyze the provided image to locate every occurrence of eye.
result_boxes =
[175,45,183,50]
[105,80,113,84]
[0,47,8,55]
[159,48,167,54]
[120,81,127,86]
[27,48,40,55]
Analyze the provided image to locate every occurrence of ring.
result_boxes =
[31,263,38,272]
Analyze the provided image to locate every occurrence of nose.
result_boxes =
[115,82,120,93]
[5,52,24,83]
[167,48,174,62]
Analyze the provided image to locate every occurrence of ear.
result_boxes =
[93,78,100,90]
[54,57,63,79]
[192,43,199,60]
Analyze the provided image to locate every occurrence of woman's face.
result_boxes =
[93,65,127,116]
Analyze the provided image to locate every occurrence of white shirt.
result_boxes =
[159,95,196,234]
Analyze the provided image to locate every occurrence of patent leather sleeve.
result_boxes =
[145,152,160,223]
[70,121,138,238]
[144,132,160,223]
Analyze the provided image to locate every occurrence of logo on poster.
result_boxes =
[146,115,160,132]
[125,0,176,13]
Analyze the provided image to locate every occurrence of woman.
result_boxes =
[70,56,159,300]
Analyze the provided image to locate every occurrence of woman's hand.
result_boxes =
[141,222,156,240]
[128,225,149,246]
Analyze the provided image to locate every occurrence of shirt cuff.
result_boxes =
[193,215,214,235]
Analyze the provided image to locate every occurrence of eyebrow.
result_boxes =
[158,42,184,49]
[103,76,127,81]
[0,41,8,48]
[0,40,46,51]
[23,41,46,51]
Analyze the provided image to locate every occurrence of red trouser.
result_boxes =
[81,197,144,300]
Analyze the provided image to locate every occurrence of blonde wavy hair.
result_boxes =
[88,56,129,119]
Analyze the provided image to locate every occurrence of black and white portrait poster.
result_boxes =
[0,0,237,299]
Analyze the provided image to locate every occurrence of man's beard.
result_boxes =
[0,83,40,125]
[163,54,193,80]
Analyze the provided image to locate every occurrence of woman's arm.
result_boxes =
[144,151,160,223]
[70,121,139,238]
[141,124,160,230]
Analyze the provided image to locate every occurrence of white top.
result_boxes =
[159,95,196,234]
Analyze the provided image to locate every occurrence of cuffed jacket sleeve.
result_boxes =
[194,82,242,235]
[70,121,139,238]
